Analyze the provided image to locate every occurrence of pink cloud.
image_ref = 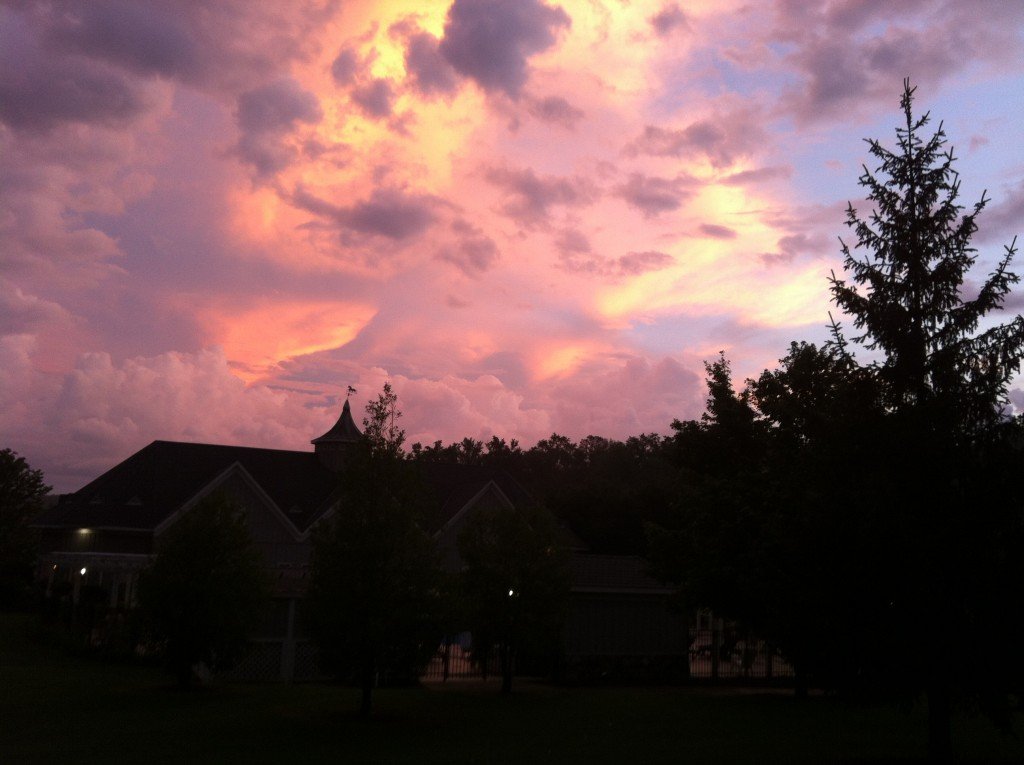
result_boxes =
[614,173,693,218]
[484,165,598,228]
[293,186,439,242]
[526,95,585,129]
[3,345,332,492]
[625,109,766,168]
[435,220,501,276]
[2,1,1021,497]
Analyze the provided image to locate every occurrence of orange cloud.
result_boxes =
[212,301,377,382]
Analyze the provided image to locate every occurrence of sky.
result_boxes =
[2,0,1023,493]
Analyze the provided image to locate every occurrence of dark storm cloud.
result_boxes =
[614,250,674,276]
[614,173,692,218]
[293,186,438,241]
[3,1,329,105]
[0,11,147,131]
[472,351,530,389]
[404,33,460,96]
[977,180,1024,244]
[237,79,322,133]
[649,5,689,37]
[722,166,792,185]
[626,113,764,168]
[351,79,395,119]
[555,228,592,255]
[698,224,737,240]
[0,281,69,335]
[774,0,1024,123]
[485,166,597,227]
[526,95,584,129]
[1009,388,1024,415]
[44,1,201,81]
[759,231,830,266]
[436,220,500,276]
[337,190,438,240]
[553,228,604,274]
[554,237,674,279]
[439,0,571,98]
[1001,290,1024,313]
[234,78,321,177]
[331,48,360,86]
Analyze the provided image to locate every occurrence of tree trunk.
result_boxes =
[176,662,192,691]
[793,658,808,700]
[359,666,374,717]
[927,686,953,763]
[500,643,513,694]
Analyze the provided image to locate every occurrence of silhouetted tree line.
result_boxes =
[6,81,1022,759]
[412,82,1024,760]
[0,448,50,609]
[311,383,568,714]
[409,433,677,555]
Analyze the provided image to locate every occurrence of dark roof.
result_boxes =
[34,441,340,533]
[32,441,538,538]
[570,554,673,594]
[413,461,535,533]
[311,399,362,445]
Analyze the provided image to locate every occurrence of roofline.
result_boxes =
[571,586,676,595]
[43,552,152,560]
[433,480,516,539]
[33,524,155,532]
[153,461,305,541]
[148,439,315,457]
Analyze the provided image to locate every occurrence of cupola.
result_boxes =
[312,398,362,470]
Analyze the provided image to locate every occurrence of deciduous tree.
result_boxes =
[0,449,50,608]
[309,383,445,716]
[652,82,1024,762]
[457,501,569,693]
[137,493,269,689]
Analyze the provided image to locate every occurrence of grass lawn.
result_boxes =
[2,614,1022,764]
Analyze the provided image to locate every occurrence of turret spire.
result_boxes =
[312,398,362,470]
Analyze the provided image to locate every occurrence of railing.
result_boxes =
[421,638,500,682]
[687,628,794,681]
[421,629,795,684]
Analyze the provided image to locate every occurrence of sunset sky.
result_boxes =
[3,0,1023,492]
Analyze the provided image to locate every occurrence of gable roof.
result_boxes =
[34,441,341,533]
[33,441,538,538]
[570,554,673,595]
[414,461,532,532]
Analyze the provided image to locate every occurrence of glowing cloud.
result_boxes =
[213,302,377,383]
[1,0,1021,491]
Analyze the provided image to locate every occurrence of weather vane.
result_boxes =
[346,385,357,399]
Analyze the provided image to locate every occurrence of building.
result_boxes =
[33,400,689,681]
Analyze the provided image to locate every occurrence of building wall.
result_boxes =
[434,488,508,572]
[564,593,688,657]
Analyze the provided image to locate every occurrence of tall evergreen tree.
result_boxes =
[826,80,1024,762]
[652,83,1023,762]
[830,80,1023,432]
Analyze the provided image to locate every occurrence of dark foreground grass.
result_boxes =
[2,615,1021,764]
